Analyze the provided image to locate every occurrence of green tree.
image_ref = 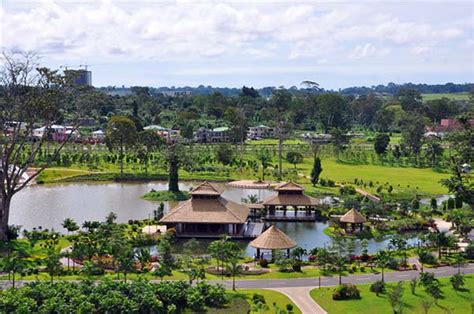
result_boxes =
[117,248,135,282]
[375,250,392,282]
[0,252,24,288]
[388,281,404,314]
[286,151,303,169]
[256,148,272,182]
[400,113,426,164]
[137,129,164,172]
[310,156,323,186]
[216,143,234,166]
[105,115,138,174]
[450,273,465,290]
[0,52,97,241]
[45,248,62,283]
[374,133,390,156]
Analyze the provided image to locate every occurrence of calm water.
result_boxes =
[11,181,418,256]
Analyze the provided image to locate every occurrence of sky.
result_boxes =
[1,0,473,89]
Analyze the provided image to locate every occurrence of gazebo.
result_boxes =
[340,208,366,232]
[249,225,297,259]
[159,181,250,238]
[261,181,320,221]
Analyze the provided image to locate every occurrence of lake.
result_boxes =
[10,181,419,255]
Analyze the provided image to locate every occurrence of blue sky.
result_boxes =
[1,0,473,89]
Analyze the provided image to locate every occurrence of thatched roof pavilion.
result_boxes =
[259,181,320,221]
[159,181,250,237]
[249,225,297,258]
[339,208,366,232]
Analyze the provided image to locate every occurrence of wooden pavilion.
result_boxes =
[249,225,297,259]
[339,208,366,232]
[159,181,250,238]
[260,181,320,221]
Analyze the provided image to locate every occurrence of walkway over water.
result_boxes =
[243,222,265,238]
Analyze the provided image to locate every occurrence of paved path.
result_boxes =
[270,286,326,314]
[208,263,474,289]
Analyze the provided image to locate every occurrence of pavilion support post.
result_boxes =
[283,206,287,217]
[256,248,261,260]
[287,249,290,258]
[294,206,297,217]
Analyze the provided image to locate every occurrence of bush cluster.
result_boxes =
[332,284,361,300]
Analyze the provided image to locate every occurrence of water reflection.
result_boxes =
[11,181,418,255]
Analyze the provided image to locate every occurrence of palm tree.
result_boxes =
[256,148,271,182]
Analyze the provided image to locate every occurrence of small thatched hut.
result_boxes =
[249,225,297,258]
[340,208,366,232]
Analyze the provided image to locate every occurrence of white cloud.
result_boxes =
[1,1,472,87]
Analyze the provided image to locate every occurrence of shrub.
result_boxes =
[370,280,386,296]
[286,304,294,313]
[259,259,269,268]
[450,274,465,290]
[465,243,474,259]
[252,293,266,304]
[332,284,361,300]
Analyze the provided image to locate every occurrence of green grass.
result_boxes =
[142,190,190,201]
[311,275,474,314]
[421,92,470,101]
[236,289,302,314]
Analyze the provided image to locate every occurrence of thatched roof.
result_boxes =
[274,181,304,191]
[190,181,222,196]
[159,197,249,224]
[263,194,319,206]
[249,225,297,250]
[340,208,366,224]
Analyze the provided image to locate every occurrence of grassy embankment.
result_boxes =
[311,275,474,314]
[421,92,470,101]
[37,155,449,197]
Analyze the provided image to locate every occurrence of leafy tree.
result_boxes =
[117,248,135,282]
[310,156,323,186]
[215,143,234,166]
[271,89,293,180]
[137,129,164,172]
[375,250,392,282]
[286,151,303,169]
[374,133,390,156]
[0,52,96,241]
[400,113,426,164]
[45,248,62,283]
[425,138,444,168]
[370,280,386,296]
[450,273,465,290]
[62,218,79,235]
[0,252,24,288]
[316,93,351,133]
[388,281,404,314]
[105,115,138,174]
[397,88,423,112]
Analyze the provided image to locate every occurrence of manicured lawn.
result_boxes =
[311,275,474,314]
[236,289,301,314]
[422,92,470,101]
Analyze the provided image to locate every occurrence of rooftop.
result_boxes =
[340,208,366,224]
[249,225,297,250]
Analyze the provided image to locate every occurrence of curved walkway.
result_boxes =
[270,286,326,314]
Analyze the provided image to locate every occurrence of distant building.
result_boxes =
[91,130,105,143]
[247,125,275,140]
[143,125,181,144]
[65,69,92,86]
[425,118,474,137]
[32,125,80,142]
[194,127,230,143]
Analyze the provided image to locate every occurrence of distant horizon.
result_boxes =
[94,81,473,91]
